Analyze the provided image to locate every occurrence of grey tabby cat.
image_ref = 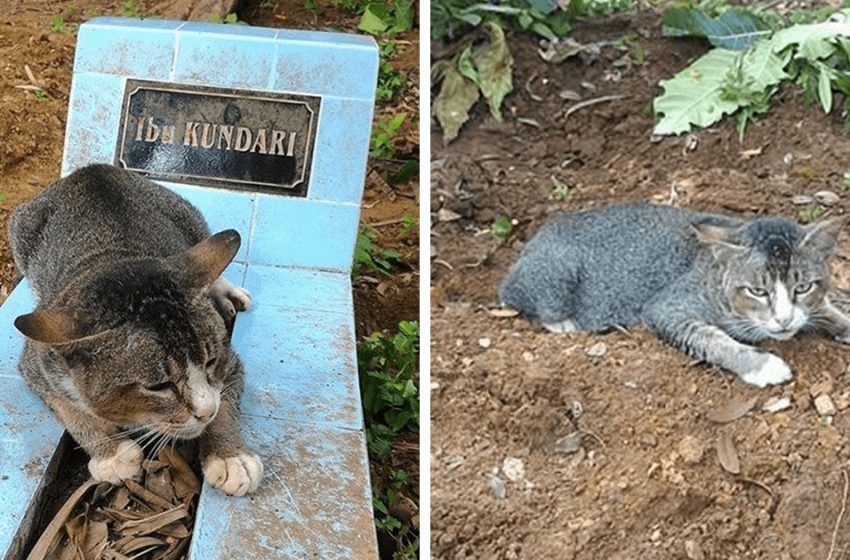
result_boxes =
[500,203,850,387]
[8,164,262,495]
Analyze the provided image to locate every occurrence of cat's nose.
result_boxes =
[777,315,794,329]
[194,409,215,422]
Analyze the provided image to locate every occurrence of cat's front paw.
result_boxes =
[88,440,143,485]
[202,451,263,496]
[740,354,793,387]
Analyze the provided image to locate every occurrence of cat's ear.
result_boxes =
[691,223,746,258]
[14,309,90,345]
[799,216,847,255]
[167,229,241,290]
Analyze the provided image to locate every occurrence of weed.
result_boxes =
[377,59,406,103]
[260,0,277,9]
[551,177,570,201]
[33,89,48,102]
[371,112,406,159]
[372,468,419,559]
[799,203,824,223]
[304,0,323,16]
[207,12,242,24]
[400,213,417,238]
[353,224,405,278]
[118,0,144,17]
[0,193,7,206]
[800,167,818,180]
[51,15,67,33]
[390,159,418,185]
[332,0,367,11]
[358,0,414,35]
[492,216,513,242]
[358,320,419,458]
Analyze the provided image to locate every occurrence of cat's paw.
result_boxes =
[740,354,793,387]
[88,440,143,485]
[210,278,251,319]
[202,452,263,496]
[541,319,578,334]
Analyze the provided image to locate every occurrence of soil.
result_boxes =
[431,12,850,560]
[0,1,419,558]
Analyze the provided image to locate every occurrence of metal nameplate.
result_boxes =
[116,80,320,197]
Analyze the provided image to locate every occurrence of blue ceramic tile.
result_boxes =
[179,21,278,40]
[75,22,177,79]
[189,416,377,559]
[276,28,376,48]
[249,197,360,271]
[232,305,361,429]
[83,17,185,31]
[242,265,351,313]
[157,181,255,264]
[307,97,374,204]
[61,73,125,175]
[0,283,33,379]
[174,29,277,90]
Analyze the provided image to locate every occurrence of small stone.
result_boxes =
[685,539,705,560]
[478,338,491,349]
[437,208,462,222]
[567,400,584,422]
[815,394,837,417]
[677,436,704,464]
[522,351,535,362]
[486,472,507,499]
[763,396,792,413]
[783,153,794,165]
[640,434,658,448]
[553,432,584,454]
[791,195,814,205]
[585,342,608,357]
[502,457,525,482]
[650,529,662,542]
[815,190,840,206]
[835,392,850,411]
[810,379,835,397]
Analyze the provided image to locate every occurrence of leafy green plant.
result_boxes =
[207,12,243,24]
[304,0,323,16]
[373,468,419,560]
[358,321,419,458]
[377,58,406,102]
[118,0,144,17]
[332,0,368,11]
[492,215,513,242]
[799,203,824,223]
[400,213,417,238]
[353,224,406,278]
[433,21,513,141]
[358,0,414,35]
[654,9,850,136]
[0,193,7,206]
[371,112,407,158]
[51,14,68,33]
[33,89,49,102]
[261,0,277,9]
[551,177,570,201]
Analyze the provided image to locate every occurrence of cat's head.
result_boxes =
[694,216,845,341]
[14,230,241,440]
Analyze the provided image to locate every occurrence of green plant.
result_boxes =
[33,89,48,102]
[353,224,405,277]
[207,12,243,24]
[358,320,419,458]
[373,468,419,559]
[332,0,367,11]
[358,0,414,35]
[51,14,67,33]
[400,213,417,238]
[304,0,323,16]
[371,112,406,159]
[799,203,824,223]
[261,0,277,9]
[551,177,570,200]
[492,215,513,242]
[654,8,850,136]
[0,193,7,206]
[377,59,406,102]
[118,0,144,17]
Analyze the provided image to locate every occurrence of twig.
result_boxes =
[368,217,407,228]
[828,469,849,560]
[564,95,626,120]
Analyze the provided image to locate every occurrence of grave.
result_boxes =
[0,17,379,559]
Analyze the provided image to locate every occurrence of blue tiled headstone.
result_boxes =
[0,17,379,558]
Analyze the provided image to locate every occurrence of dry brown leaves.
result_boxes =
[28,447,201,560]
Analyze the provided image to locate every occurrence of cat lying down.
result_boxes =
[500,203,850,387]
[8,164,261,495]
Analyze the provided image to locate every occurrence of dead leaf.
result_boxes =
[126,479,174,511]
[716,432,741,474]
[26,478,97,560]
[706,396,757,423]
[118,505,187,537]
[120,535,166,554]
[159,448,201,498]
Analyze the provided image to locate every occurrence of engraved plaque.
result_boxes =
[116,80,320,197]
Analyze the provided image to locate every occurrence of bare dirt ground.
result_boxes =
[0,1,419,557]
[431,12,850,560]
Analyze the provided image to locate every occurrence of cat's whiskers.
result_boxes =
[76,423,158,450]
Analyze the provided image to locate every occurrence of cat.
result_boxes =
[500,203,850,387]
[8,164,262,496]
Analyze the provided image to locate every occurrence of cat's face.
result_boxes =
[15,230,240,440]
[695,217,843,341]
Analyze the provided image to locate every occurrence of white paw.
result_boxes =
[542,319,578,334]
[203,452,263,496]
[740,354,793,387]
[226,285,251,311]
[210,278,251,317]
[88,440,143,485]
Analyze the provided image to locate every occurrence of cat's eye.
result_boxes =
[205,357,218,370]
[745,286,768,299]
[144,381,176,393]
[795,282,815,296]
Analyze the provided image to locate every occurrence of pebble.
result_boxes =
[810,379,835,398]
[677,436,704,464]
[553,432,584,454]
[763,396,792,413]
[815,190,840,206]
[478,338,491,349]
[486,471,507,500]
[835,392,850,411]
[437,208,462,222]
[685,539,705,560]
[814,394,837,417]
[791,195,814,205]
[502,457,525,482]
[521,351,535,362]
[585,342,608,357]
